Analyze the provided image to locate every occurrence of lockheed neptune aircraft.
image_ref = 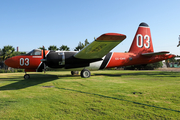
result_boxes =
[5,22,175,79]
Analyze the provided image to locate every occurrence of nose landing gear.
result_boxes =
[24,73,30,79]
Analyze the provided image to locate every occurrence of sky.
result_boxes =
[0,0,180,55]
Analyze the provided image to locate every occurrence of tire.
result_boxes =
[81,69,91,78]
[24,74,30,79]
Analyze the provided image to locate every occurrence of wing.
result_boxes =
[141,51,169,56]
[74,33,126,59]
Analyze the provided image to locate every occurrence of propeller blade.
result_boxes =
[42,46,46,73]
[43,62,46,73]
[43,46,45,59]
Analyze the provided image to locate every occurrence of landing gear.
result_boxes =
[81,69,91,78]
[71,71,79,75]
[24,74,30,79]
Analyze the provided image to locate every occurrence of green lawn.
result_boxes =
[0,70,180,119]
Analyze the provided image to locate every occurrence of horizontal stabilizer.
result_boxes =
[141,51,169,56]
[74,33,126,59]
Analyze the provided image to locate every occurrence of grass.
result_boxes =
[0,70,180,119]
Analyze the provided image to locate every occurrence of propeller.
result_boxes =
[41,46,47,73]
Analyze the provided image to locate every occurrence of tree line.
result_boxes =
[0,39,89,61]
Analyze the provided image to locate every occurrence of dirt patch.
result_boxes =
[157,68,180,72]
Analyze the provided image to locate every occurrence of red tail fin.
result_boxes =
[128,22,154,53]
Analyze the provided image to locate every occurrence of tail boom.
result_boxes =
[104,52,175,69]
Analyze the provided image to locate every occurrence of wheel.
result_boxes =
[24,74,30,79]
[71,71,79,75]
[71,71,74,75]
[81,69,91,78]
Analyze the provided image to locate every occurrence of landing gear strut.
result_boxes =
[81,69,91,78]
[71,71,79,75]
[24,74,30,79]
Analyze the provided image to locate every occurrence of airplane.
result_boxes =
[5,22,175,79]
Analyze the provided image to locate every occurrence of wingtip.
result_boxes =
[96,33,126,41]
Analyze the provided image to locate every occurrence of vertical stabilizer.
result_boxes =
[128,22,154,53]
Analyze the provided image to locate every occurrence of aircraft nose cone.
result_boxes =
[5,57,16,68]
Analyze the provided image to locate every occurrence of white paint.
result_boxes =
[19,58,29,66]
[136,34,150,48]
[32,56,42,58]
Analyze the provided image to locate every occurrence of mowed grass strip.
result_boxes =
[0,70,180,119]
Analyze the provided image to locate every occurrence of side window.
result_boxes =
[26,50,33,55]
[26,50,42,56]
[34,51,41,55]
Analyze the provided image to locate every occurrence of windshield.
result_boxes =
[26,49,42,56]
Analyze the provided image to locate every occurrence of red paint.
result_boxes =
[106,25,175,68]
[5,50,49,71]
[106,52,175,68]
[129,26,153,53]
[96,33,126,41]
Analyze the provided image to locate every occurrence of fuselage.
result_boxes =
[5,49,175,72]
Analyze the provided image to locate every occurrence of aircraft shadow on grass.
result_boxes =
[0,74,60,91]
[0,71,178,91]
[0,73,85,91]
[0,72,179,113]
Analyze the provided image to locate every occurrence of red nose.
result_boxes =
[5,57,17,68]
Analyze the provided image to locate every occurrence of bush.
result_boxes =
[0,69,24,73]
[16,69,24,72]
[0,69,11,73]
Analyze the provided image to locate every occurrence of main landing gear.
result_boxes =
[23,69,91,79]
[71,71,79,75]
[24,73,30,79]
[80,69,91,78]
[71,69,91,78]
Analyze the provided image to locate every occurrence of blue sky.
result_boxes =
[1,0,180,55]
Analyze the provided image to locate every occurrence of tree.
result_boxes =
[165,57,177,63]
[59,45,70,51]
[0,49,3,62]
[12,51,26,56]
[38,47,47,50]
[74,39,90,51]
[48,45,58,51]
[84,39,89,46]
[74,42,84,51]
[0,48,2,56]
[2,45,15,60]
[165,58,177,67]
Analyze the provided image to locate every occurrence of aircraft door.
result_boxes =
[58,52,65,65]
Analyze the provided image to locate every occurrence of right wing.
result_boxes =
[74,33,126,59]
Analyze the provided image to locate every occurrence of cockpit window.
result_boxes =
[26,49,42,56]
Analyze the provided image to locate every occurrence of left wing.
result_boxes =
[141,51,169,56]
[74,33,126,59]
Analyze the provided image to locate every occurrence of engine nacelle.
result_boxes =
[46,51,65,68]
